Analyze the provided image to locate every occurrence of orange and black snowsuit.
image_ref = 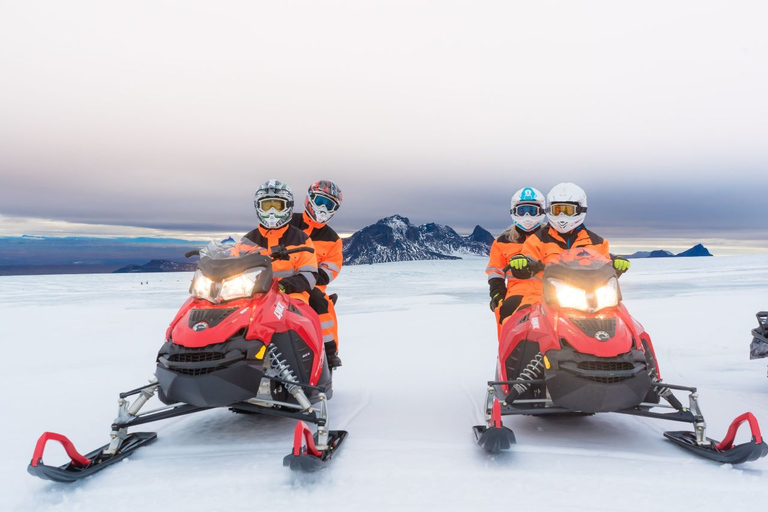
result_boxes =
[518,225,610,309]
[486,225,540,333]
[291,212,343,349]
[242,225,318,304]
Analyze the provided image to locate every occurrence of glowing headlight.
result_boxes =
[219,269,263,302]
[189,268,264,303]
[551,279,589,311]
[595,278,619,310]
[190,270,214,300]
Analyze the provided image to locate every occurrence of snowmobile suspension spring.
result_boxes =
[267,346,300,393]
[509,352,545,400]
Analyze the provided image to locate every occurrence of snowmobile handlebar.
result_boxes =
[184,246,315,260]
[269,245,315,261]
[503,258,545,279]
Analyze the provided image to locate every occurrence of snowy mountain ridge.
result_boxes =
[342,215,493,265]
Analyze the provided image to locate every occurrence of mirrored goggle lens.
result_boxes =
[513,204,542,216]
[312,194,339,211]
[549,203,577,216]
[259,198,287,211]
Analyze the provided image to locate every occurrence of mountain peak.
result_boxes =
[343,216,492,265]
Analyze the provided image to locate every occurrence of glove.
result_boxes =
[509,255,529,271]
[489,292,503,312]
[278,282,287,293]
[613,256,630,274]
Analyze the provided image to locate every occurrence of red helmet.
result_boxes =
[305,180,342,223]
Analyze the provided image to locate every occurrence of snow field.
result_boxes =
[1,255,767,511]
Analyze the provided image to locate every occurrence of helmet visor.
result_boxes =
[258,198,288,211]
[513,204,543,216]
[549,203,580,216]
[312,193,339,212]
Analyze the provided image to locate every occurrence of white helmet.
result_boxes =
[546,182,588,234]
[510,187,546,232]
[254,179,294,229]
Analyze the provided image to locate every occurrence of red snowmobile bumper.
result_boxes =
[665,412,768,464]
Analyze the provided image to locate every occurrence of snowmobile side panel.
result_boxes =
[28,432,157,483]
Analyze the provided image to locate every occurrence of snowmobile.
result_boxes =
[28,240,347,482]
[473,248,767,464]
[750,311,768,377]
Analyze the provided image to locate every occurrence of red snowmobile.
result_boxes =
[28,240,347,482]
[474,248,767,464]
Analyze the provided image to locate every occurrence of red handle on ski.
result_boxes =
[292,421,322,458]
[31,432,91,468]
[715,412,763,451]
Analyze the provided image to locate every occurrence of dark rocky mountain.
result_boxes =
[676,244,713,257]
[114,260,197,273]
[625,244,713,259]
[342,215,492,265]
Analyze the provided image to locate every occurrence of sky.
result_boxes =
[1,1,767,251]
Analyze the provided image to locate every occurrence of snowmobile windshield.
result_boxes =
[542,248,621,313]
[190,239,274,303]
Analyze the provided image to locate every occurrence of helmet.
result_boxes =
[254,179,294,229]
[305,180,342,224]
[546,182,588,234]
[510,186,546,232]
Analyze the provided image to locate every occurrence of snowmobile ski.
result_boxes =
[282,421,348,472]
[664,412,768,464]
[28,431,157,483]
[473,397,516,454]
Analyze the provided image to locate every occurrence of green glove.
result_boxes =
[613,256,630,274]
[509,255,530,271]
[278,282,287,293]
[490,293,503,312]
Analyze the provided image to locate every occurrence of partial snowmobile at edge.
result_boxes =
[474,248,768,464]
[750,311,768,378]
[28,240,347,483]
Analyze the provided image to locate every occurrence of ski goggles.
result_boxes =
[512,204,543,216]
[258,198,288,211]
[311,193,339,211]
[548,203,586,216]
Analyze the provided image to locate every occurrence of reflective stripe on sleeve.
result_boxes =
[301,270,317,289]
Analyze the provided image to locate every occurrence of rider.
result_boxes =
[290,180,344,369]
[486,187,546,331]
[242,179,318,304]
[510,182,630,310]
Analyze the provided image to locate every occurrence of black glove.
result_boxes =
[488,278,506,312]
[271,245,290,261]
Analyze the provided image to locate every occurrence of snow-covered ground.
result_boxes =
[2,255,767,511]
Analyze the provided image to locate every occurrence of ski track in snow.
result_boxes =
[2,255,768,511]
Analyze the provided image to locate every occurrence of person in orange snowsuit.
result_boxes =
[242,179,318,304]
[290,180,344,369]
[509,182,630,310]
[486,187,547,335]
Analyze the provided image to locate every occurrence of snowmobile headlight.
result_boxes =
[219,269,264,302]
[550,279,589,312]
[595,278,619,311]
[190,270,215,300]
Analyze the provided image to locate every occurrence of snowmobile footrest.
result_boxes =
[283,422,348,472]
[473,425,516,454]
[28,431,157,482]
